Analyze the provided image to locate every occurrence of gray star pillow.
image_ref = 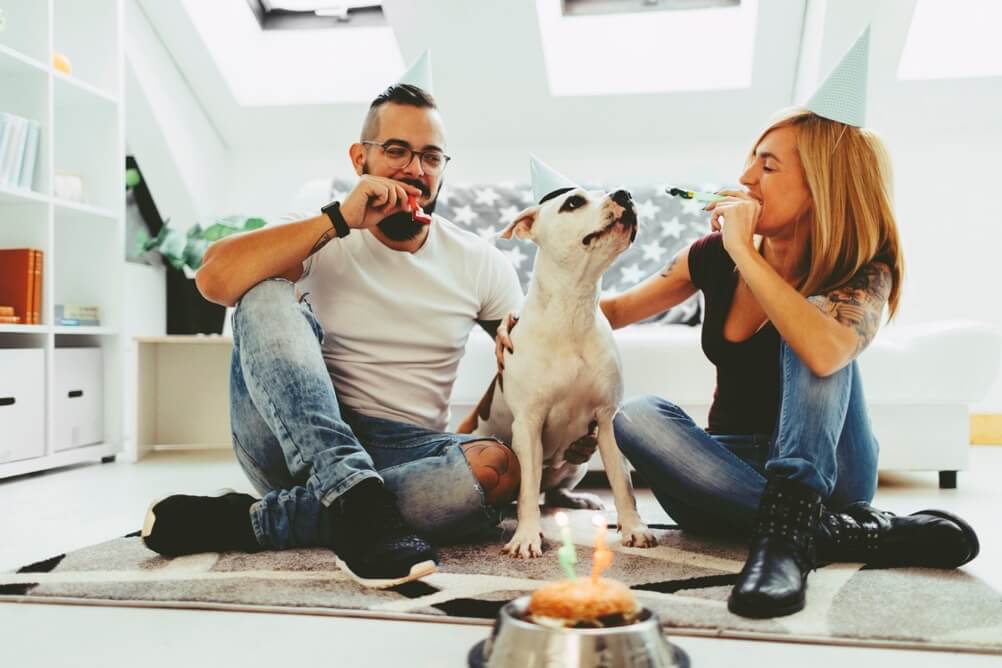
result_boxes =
[329,180,709,325]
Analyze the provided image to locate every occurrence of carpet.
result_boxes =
[2,510,1000,654]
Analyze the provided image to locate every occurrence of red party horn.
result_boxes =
[408,194,432,225]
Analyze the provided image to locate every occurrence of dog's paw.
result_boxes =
[544,489,605,510]
[503,530,544,558]
[620,525,657,548]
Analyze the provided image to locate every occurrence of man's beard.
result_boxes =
[361,164,442,242]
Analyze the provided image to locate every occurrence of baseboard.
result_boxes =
[971,413,1002,445]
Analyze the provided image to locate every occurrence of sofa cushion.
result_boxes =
[330,178,710,325]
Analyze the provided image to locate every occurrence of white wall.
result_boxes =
[207,2,1002,414]
[125,0,226,230]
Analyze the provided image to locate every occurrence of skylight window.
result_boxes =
[182,0,403,105]
[250,1,386,30]
[562,0,740,17]
[536,0,756,96]
[898,0,1002,80]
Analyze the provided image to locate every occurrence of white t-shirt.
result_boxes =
[298,215,523,431]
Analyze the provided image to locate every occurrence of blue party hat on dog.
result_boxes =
[529,155,577,203]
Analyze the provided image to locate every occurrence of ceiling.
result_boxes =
[134,0,808,152]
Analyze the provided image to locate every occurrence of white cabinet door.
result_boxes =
[53,348,104,451]
[0,349,46,463]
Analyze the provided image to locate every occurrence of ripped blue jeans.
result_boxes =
[613,340,879,534]
[229,279,499,549]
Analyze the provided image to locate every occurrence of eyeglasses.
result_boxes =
[362,141,451,175]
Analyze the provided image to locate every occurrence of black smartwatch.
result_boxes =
[321,201,351,238]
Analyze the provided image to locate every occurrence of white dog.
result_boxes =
[469,188,656,558]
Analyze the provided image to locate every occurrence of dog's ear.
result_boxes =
[499,207,537,240]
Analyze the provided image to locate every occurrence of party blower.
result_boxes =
[665,186,726,203]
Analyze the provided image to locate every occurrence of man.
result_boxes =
[140,57,524,588]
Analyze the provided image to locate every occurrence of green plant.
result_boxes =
[138,216,266,274]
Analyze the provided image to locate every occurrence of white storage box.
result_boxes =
[53,347,104,451]
[0,349,46,464]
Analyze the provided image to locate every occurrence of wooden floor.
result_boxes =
[1,447,1000,667]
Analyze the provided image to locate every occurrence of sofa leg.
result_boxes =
[938,471,957,489]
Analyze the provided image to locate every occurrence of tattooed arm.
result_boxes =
[729,235,892,376]
[808,262,892,359]
[601,244,698,329]
[196,214,335,307]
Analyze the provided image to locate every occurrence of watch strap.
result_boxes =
[322,201,351,238]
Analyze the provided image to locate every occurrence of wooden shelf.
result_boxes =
[0,0,124,480]
[0,184,49,206]
[0,442,119,479]
[53,326,116,335]
[53,198,119,221]
[0,43,49,77]
[0,324,48,334]
[53,70,119,107]
[134,335,233,345]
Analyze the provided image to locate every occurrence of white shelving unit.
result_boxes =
[0,0,124,478]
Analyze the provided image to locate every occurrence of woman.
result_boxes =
[495,108,979,619]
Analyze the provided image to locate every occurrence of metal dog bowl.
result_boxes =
[468,595,689,668]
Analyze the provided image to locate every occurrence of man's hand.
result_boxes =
[495,310,518,372]
[340,175,424,230]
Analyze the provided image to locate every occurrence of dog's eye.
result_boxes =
[560,195,586,212]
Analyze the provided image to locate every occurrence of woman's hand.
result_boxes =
[705,193,761,260]
[495,311,519,373]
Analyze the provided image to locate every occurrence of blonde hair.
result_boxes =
[751,108,904,319]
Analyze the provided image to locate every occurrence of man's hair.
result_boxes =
[360,84,437,141]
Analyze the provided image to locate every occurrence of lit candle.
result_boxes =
[554,511,577,580]
[591,513,613,583]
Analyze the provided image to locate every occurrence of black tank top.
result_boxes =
[687,233,780,435]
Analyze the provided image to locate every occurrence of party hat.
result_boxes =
[530,154,577,203]
[397,50,433,94]
[805,27,870,127]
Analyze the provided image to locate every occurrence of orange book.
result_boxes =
[0,249,35,324]
[31,249,42,324]
[0,305,14,316]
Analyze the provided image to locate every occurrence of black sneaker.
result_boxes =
[142,490,260,557]
[329,478,437,588]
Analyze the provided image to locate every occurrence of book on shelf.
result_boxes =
[0,112,42,191]
[0,248,44,324]
[31,249,42,324]
[55,304,100,326]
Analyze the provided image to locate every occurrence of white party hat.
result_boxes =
[805,27,870,127]
[397,50,433,94]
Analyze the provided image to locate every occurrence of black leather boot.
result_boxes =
[728,476,822,619]
[816,502,979,568]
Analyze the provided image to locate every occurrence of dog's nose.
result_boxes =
[611,189,633,209]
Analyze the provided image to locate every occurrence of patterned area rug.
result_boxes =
[2,510,1000,654]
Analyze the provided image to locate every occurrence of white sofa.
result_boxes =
[449,320,1001,488]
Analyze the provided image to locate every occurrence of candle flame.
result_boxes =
[555,511,569,527]
[591,513,606,529]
